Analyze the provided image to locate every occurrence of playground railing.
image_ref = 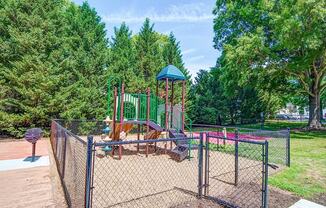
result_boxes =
[116,92,164,123]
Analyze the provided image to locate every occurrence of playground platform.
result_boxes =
[0,139,66,208]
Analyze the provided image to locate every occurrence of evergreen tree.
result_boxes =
[190,67,268,125]
[190,69,229,124]
[0,0,67,137]
[56,2,109,119]
[108,23,138,92]
[161,32,191,108]
[135,18,163,89]
[163,33,183,69]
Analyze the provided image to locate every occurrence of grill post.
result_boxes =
[31,143,36,162]
[85,136,94,208]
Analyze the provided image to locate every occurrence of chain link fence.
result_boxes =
[192,124,290,167]
[51,120,88,207]
[50,120,291,208]
[92,138,202,208]
[205,133,268,208]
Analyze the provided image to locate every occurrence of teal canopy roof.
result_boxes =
[156,65,186,81]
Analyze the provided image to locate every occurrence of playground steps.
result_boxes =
[169,129,194,161]
[169,128,198,149]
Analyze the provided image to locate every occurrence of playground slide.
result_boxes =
[125,120,163,131]
[144,130,161,140]
[109,123,134,140]
[125,120,163,140]
[110,120,162,141]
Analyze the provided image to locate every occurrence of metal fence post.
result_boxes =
[263,141,269,208]
[85,136,94,208]
[62,131,68,178]
[286,128,291,167]
[204,132,210,196]
[198,132,204,198]
[234,129,239,186]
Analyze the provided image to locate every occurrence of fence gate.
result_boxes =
[90,137,201,208]
[203,133,269,208]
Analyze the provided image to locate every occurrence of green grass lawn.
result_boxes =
[269,130,326,198]
[193,120,326,198]
[242,120,326,198]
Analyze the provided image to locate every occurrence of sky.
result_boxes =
[73,0,219,79]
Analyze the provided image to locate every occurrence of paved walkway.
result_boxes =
[289,199,326,208]
[0,139,66,208]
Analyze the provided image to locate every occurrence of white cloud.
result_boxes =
[186,63,212,80]
[182,48,196,55]
[102,3,213,24]
[186,55,205,62]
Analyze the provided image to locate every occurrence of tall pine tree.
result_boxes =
[135,18,163,89]
[108,23,138,92]
[56,2,109,119]
[0,0,67,137]
[162,32,191,107]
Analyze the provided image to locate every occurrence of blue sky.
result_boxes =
[73,0,219,79]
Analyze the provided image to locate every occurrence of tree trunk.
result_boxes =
[308,74,322,129]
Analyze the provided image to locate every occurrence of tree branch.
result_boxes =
[283,68,314,97]
[312,59,319,78]
[321,82,326,93]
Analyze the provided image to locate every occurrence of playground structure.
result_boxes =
[100,65,194,160]
[49,67,291,208]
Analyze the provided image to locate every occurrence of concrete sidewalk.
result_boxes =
[289,199,326,208]
[0,139,66,208]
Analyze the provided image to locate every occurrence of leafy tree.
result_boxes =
[213,0,326,129]
[0,0,67,137]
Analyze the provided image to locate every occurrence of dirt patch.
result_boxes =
[310,193,326,206]
[0,166,56,207]
[47,140,68,207]
[173,199,223,208]
[0,138,49,160]
[268,186,299,208]
[0,137,24,142]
